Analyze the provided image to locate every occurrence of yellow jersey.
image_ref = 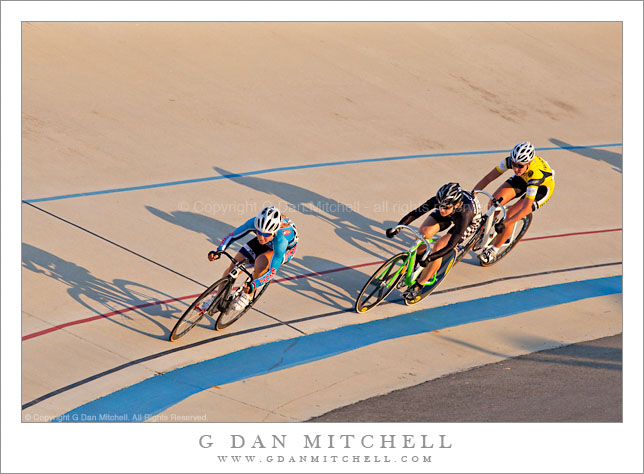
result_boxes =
[496,155,555,200]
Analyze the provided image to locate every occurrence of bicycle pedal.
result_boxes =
[405,295,421,304]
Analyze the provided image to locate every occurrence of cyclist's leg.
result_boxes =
[493,180,520,208]
[417,233,450,285]
[496,182,552,246]
[251,250,274,296]
[415,211,451,284]
[417,213,444,255]
[531,181,555,211]
[251,244,296,293]
[222,251,248,278]
[488,177,523,248]
[214,250,249,294]
[494,184,551,250]
[253,251,272,277]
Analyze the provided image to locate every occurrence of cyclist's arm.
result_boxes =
[472,166,503,192]
[398,196,439,226]
[216,218,255,252]
[252,236,288,288]
[504,191,533,224]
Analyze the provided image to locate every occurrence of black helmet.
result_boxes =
[436,182,463,206]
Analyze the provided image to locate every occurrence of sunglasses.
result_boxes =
[511,161,528,169]
[438,203,454,211]
[255,230,273,238]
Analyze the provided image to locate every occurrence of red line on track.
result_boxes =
[522,228,622,242]
[22,227,621,341]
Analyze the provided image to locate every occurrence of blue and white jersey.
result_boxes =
[217,216,298,288]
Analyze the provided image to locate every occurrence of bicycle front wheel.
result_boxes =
[216,281,271,330]
[480,214,532,267]
[355,252,408,313]
[169,277,232,341]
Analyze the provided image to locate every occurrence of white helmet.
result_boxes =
[510,141,535,165]
[254,206,282,235]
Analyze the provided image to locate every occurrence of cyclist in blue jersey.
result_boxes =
[208,206,299,311]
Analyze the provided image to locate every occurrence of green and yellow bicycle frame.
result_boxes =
[374,237,438,290]
[355,225,459,313]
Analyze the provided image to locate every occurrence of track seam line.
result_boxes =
[23,201,207,287]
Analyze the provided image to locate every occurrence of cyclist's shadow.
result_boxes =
[213,166,407,260]
[145,206,235,246]
[22,243,187,340]
[549,138,622,173]
[276,255,374,310]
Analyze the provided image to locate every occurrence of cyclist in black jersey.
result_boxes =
[385,182,482,301]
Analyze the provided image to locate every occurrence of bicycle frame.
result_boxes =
[372,225,438,290]
[473,190,507,250]
[213,250,257,304]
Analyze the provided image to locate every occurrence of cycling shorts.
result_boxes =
[240,238,298,265]
[506,175,555,211]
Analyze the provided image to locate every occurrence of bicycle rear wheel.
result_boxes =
[216,281,271,330]
[405,249,457,306]
[355,252,408,313]
[169,277,231,341]
[480,214,532,267]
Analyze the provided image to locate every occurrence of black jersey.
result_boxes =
[397,191,481,260]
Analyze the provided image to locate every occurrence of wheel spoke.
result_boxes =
[356,253,408,312]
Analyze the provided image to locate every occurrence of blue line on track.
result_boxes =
[52,275,621,422]
[25,143,621,203]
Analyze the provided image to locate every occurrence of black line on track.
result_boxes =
[22,261,621,411]
[23,202,304,338]
[23,201,207,288]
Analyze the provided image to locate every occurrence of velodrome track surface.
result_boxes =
[21,23,623,423]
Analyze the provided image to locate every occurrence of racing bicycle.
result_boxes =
[354,190,530,312]
[169,250,270,341]
[354,225,458,312]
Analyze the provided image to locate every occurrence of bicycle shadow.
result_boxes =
[276,255,378,310]
[22,243,188,340]
[458,251,482,267]
[145,206,235,246]
[213,166,407,260]
[549,138,622,173]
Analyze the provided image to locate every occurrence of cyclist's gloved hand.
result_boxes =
[494,221,505,235]
[385,228,400,239]
[208,250,221,261]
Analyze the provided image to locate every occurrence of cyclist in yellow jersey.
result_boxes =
[472,141,555,263]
